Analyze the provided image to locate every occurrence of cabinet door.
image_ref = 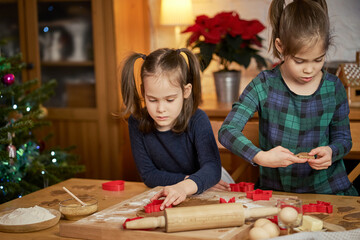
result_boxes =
[0,1,20,54]
[37,0,95,108]
[0,0,23,82]
[1,0,96,108]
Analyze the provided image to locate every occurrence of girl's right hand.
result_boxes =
[253,146,308,168]
[150,179,198,210]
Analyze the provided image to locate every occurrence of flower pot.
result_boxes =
[213,71,241,103]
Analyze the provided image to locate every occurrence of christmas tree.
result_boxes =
[0,41,85,203]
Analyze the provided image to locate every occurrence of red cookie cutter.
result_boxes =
[230,182,255,192]
[102,180,125,191]
[123,217,153,231]
[219,197,236,203]
[246,189,273,201]
[302,201,333,213]
[267,216,286,230]
[144,199,172,213]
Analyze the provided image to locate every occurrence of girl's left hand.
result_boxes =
[307,146,333,170]
[209,180,231,191]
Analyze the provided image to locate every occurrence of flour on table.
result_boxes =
[0,205,55,225]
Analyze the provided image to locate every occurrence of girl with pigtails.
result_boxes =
[219,0,358,195]
[121,48,233,209]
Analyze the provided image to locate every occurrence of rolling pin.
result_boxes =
[125,203,279,233]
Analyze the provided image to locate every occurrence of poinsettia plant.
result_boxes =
[182,11,267,71]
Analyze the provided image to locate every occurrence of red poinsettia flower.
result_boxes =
[241,20,265,40]
[226,18,247,37]
[183,24,203,45]
[182,11,266,71]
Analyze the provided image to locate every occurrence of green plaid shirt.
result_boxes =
[219,66,357,195]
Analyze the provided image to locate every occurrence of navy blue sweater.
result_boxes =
[128,109,221,194]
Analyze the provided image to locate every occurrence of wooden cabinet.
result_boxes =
[0,0,149,180]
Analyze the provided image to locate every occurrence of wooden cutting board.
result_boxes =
[59,187,293,240]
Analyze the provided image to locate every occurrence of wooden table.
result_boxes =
[0,178,148,240]
[0,178,360,239]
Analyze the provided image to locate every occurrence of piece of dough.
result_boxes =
[296,152,315,159]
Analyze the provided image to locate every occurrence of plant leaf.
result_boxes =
[253,54,267,70]
[225,35,243,51]
[196,42,216,71]
[233,51,251,69]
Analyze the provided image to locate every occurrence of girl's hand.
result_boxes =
[253,146,308,168]
[307,146,332,170]
[150,179,197,210]
[209,179,231,191]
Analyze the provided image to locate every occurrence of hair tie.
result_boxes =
[284,0,294,8]
[141,54,147,60]
[176,49,181,55]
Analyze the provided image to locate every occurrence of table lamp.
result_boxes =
[160,0,193,47]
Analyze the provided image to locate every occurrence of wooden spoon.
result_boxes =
[62,187,87,206]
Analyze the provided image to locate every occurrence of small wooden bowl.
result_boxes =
[59,197,98,220]
[0,208,60,233]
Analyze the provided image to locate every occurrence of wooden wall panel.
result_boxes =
[36,119,100,179]
[121,121,141,182]
[102,0,123,181]
[83,121,100,178]
[114,0,150,181]
[38,119,124,180]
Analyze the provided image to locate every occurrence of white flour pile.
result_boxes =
[0,205,55,225]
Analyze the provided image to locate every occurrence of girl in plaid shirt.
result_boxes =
[219,0,358,195]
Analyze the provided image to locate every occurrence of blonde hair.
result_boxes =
[269,0,331,59]
[121,48,202,133]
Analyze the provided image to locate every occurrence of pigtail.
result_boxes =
[311,0,331,51]
[179,48,202,113]
[120,53,144,118]
[268,0,331,59]
[268,0,285,59]
[164,48,202,133]
[312,0,328,16]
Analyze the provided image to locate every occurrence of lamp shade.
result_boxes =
[160,0,193,26]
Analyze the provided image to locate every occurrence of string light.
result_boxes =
[13,104,17,109]
[26,106,31,112]
[41,170,45,175]
[43,26,49,33]
[51,151,55,156]
[52,158,57,163]
[0,186,3,189]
